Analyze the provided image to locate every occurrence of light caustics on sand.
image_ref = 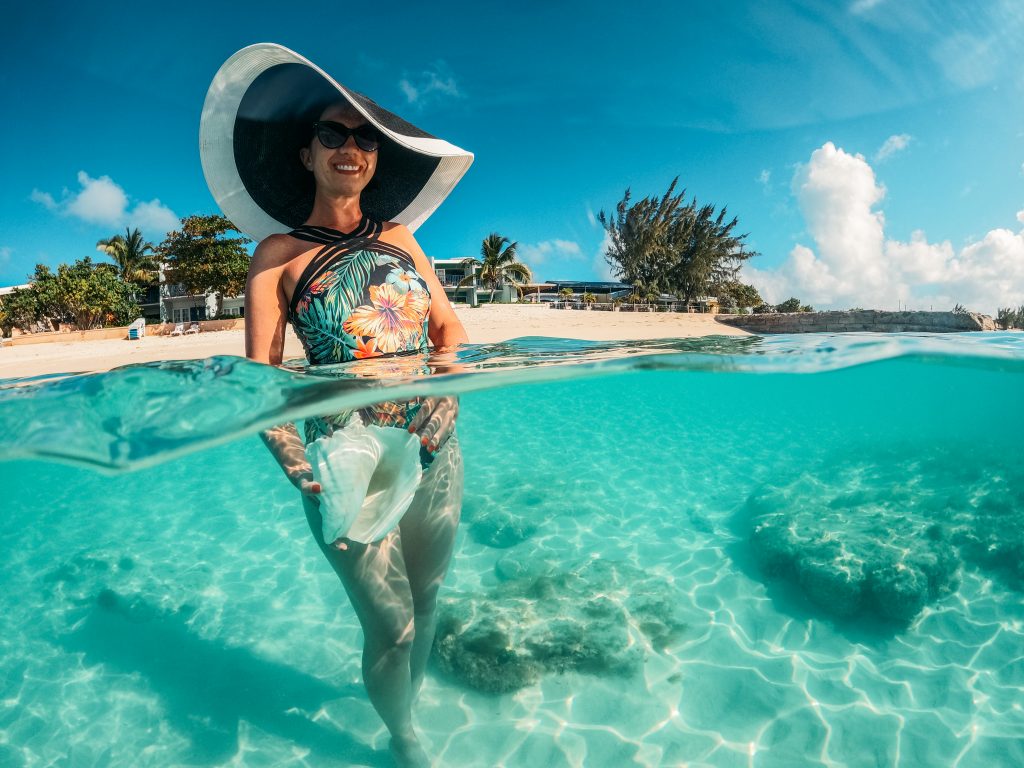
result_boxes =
[1,332,1023,767]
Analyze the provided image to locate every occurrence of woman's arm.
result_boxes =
[245,238,320,494]
[391,225,469,350]
[388,225,466,451]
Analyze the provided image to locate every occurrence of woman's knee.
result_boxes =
[364,615,416,656]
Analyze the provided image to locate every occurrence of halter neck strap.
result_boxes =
[288,217,381,244]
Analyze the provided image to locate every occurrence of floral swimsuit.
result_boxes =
[287,218,434,450]
[288,217,431,364]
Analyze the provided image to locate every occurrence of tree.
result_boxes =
[97,227,159,285]
[458,233,532,303]
[0,288,40,336]
[775,297,803,313]
[714,280,763,309]
[13,258,140,330]
[996,305,1024,329]
[600,178,758,304]
[157,215,251,317]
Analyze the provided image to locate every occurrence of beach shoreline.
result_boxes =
[0,305,749,379]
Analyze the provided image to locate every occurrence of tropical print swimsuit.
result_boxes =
[287,218,434,451]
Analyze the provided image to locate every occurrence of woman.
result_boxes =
[200,44,474,767]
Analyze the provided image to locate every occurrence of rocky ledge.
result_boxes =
[716,310,995,334]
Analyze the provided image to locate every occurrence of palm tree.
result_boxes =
[459,233,532,303]
[96,228,159,286]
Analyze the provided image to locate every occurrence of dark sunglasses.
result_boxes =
[313,121,382,152]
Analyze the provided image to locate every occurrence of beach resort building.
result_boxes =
[160,282,244,323]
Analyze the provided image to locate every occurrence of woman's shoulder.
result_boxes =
[251,232,307,270]
[379,221,422,252]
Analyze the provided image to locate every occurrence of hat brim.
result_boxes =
[200,43,473,240]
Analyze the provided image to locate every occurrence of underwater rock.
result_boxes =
[493,554,557,582]
[951,485,1024,590]
[467,510,538,548]
[433,558,687,693]
[743,472,961,627]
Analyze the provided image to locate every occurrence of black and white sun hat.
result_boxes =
[199,43,473,241]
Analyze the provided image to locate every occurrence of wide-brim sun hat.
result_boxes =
[200,43,473,240]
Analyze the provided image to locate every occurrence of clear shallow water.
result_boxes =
[1,333,1023,767]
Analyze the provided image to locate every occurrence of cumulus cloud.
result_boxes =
[129,199,180,234]
[399,62,461,106]
[592,230,617,281]
[29,189,57,210]
[30,171,179,237]
[1017,209,1024,225]
[743,142,1024,314]
[519,239,583,269]
[875,133,912,162]
[66,171,128,225]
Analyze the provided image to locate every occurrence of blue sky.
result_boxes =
[2,0,1022,312]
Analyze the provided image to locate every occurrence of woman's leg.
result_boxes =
[398,435,464,695]
[302,497,425,763]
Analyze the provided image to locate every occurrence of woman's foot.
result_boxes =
[389,733,430,768]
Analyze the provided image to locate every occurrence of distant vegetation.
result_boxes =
[1,257,141,336]
[996,305,1024,329]
[753,297,814,314]
[0,215,250,336]
[599,177,760,307]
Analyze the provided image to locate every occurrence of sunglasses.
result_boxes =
[313,121,382,152]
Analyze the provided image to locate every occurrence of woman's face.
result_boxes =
[300,102,378,198]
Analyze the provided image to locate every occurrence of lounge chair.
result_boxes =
[169,323,185,337]
[184,322,201,335]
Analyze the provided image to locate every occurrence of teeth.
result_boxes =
[334,164,359,171]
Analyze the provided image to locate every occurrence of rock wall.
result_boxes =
[715,309,995,334]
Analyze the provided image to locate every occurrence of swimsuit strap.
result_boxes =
[288,216,383,244]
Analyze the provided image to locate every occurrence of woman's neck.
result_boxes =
[305,192,364,231]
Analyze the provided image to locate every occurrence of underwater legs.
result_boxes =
[301,434,462,766]
[399,435,464,695]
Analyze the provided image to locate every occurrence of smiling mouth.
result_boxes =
[332,163,360,173]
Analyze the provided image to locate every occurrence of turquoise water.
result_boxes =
[1,333,1023,767]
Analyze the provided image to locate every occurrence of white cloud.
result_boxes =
[586,207,598,227]
[1017,209,1024,224]
[399,62,461,106]
[758,169,771,185]
[592,230,617,281]
[66,171,128,225]
[519,239,583,268]
[30,171,179,237]
[29,189,57,210]
[875,133,912,162]
[743,142,1024,314]
[0,246,10,268]
[129,199,180,234]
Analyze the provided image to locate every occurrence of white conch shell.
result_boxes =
[305,418,423,544]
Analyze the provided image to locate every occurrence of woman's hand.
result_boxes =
[290,470,350,552]
[408,396,458,454]
[290,469,322,498]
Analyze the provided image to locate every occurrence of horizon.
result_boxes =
[2,0,1022,314]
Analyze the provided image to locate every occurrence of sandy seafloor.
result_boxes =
[2,344,1023,767]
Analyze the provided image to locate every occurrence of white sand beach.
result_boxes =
[0,305,748,379]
